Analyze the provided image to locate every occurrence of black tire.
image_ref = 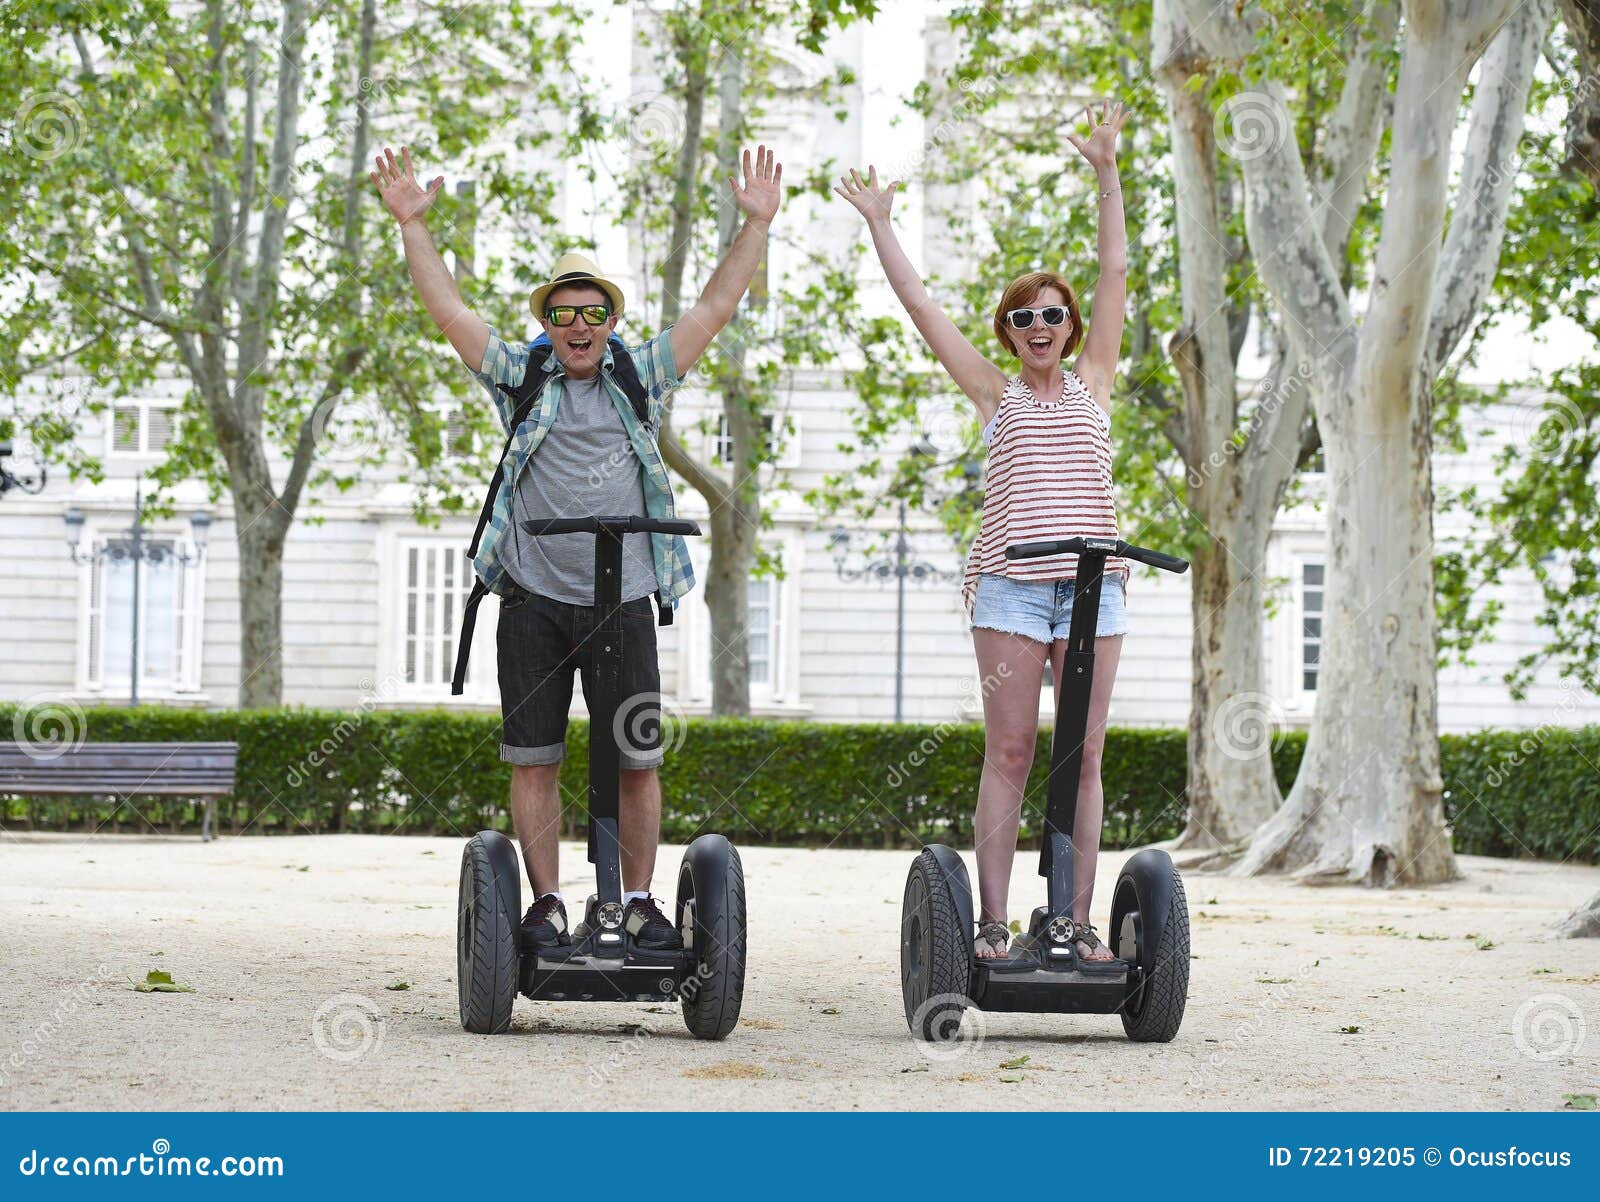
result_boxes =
[901,847,972,1039]
[457,831,520,1035]
[677,834,747,1040]
[1114,855,1190,1043]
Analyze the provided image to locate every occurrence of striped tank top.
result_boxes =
[962,371,1127,617]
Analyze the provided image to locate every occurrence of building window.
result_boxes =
[401,542,475,690]
[108,400,176,457]
[1300,561,1324,692]
[712,413,799,468]
[747,577,775,686]
[82,537,203,694]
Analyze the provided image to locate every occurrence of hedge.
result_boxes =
[1,704,1594,862]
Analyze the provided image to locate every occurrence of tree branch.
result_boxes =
[1313,0,1400,264]
[1427,0,1552,376]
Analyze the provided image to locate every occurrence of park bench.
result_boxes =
[0,741,238,841]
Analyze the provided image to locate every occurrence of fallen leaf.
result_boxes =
[821,1007,841,1015]
[133,969,193,994]
[1475,937,1496,951]
[999,1054,1030,1069]
[1563,1094,1596,1111]
[386,981,410,991]
[999,1073,1025,1083]
[900,1065,929,1073]
[1338,1025,1361,1034]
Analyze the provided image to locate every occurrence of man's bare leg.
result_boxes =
[618,766,661,894]
[508,763,561,896]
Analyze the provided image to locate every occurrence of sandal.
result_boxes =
[1073,921,1122,970]
[975,921,1011,958]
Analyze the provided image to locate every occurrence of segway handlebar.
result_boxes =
[1005,536,1188,574]
[521,515,702,537]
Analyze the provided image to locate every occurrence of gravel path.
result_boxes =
[2,833,1596,1111]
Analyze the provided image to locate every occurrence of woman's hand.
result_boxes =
[833,165,901,227]
[1066,100,1130,172]
[370,145,444,227]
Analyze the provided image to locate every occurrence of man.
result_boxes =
[372,142,782,950]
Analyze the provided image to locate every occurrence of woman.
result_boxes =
[836,101,1131,962]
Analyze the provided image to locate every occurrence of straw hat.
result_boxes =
[528,251,626,318]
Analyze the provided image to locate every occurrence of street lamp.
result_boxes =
[828,440,971,723]
[65,481,211,706]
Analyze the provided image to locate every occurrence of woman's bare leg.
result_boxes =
[1048,633,1123,959]
[972,627,1050,957]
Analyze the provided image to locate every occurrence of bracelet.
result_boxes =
[1098,187,1120,199]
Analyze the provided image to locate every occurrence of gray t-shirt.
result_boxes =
[503,371,656,605]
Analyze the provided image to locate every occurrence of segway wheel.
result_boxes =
[676,834,747,1040]
[1110,849,1190,1043]
[457,831,521,1035]
[901,847,972,1040]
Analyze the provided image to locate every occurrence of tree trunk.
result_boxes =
[1233,372,1454,884]
[233,449,289,709]
[1556,891,1600,937]
[706,502,755,715]
[1182,517,1282,848]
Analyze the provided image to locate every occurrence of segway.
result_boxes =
[457,515,746,1040]
[901,535,1191,1042]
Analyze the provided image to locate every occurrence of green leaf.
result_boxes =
[1338,1025,1361,1034]
[999,1073,1025,1083]
[900,1064,929,1073]
[999,1054,1030,1069]
[821,1006,841,1015]
[386,981,410,991]
[133,969,194,993]
[1564,1094,1597,1111]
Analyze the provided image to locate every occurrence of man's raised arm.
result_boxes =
[372,145,490,371]
[670,145,783,375]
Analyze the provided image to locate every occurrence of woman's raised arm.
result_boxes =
[835,167,1007,424]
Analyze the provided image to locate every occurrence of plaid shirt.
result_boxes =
[467,325,696,607]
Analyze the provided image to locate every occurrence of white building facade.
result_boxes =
[0,3,1585,734]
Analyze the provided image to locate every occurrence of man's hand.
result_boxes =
[371,145,444,227]
[670,146,784,376]
[729,144,782,226]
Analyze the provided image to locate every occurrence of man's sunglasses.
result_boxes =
[1005,306,1070,330]
[545,304,613,327]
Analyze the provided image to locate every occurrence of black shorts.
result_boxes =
[495,582,663,770]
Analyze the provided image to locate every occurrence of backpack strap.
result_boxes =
[452,346,555,696]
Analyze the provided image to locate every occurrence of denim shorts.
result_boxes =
[495,582,663,770]
[970,572,1128,643]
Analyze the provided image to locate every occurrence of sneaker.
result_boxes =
[624,895,682,951]
[521,894,570,949]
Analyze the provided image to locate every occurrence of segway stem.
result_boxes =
[588,525,626,907]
